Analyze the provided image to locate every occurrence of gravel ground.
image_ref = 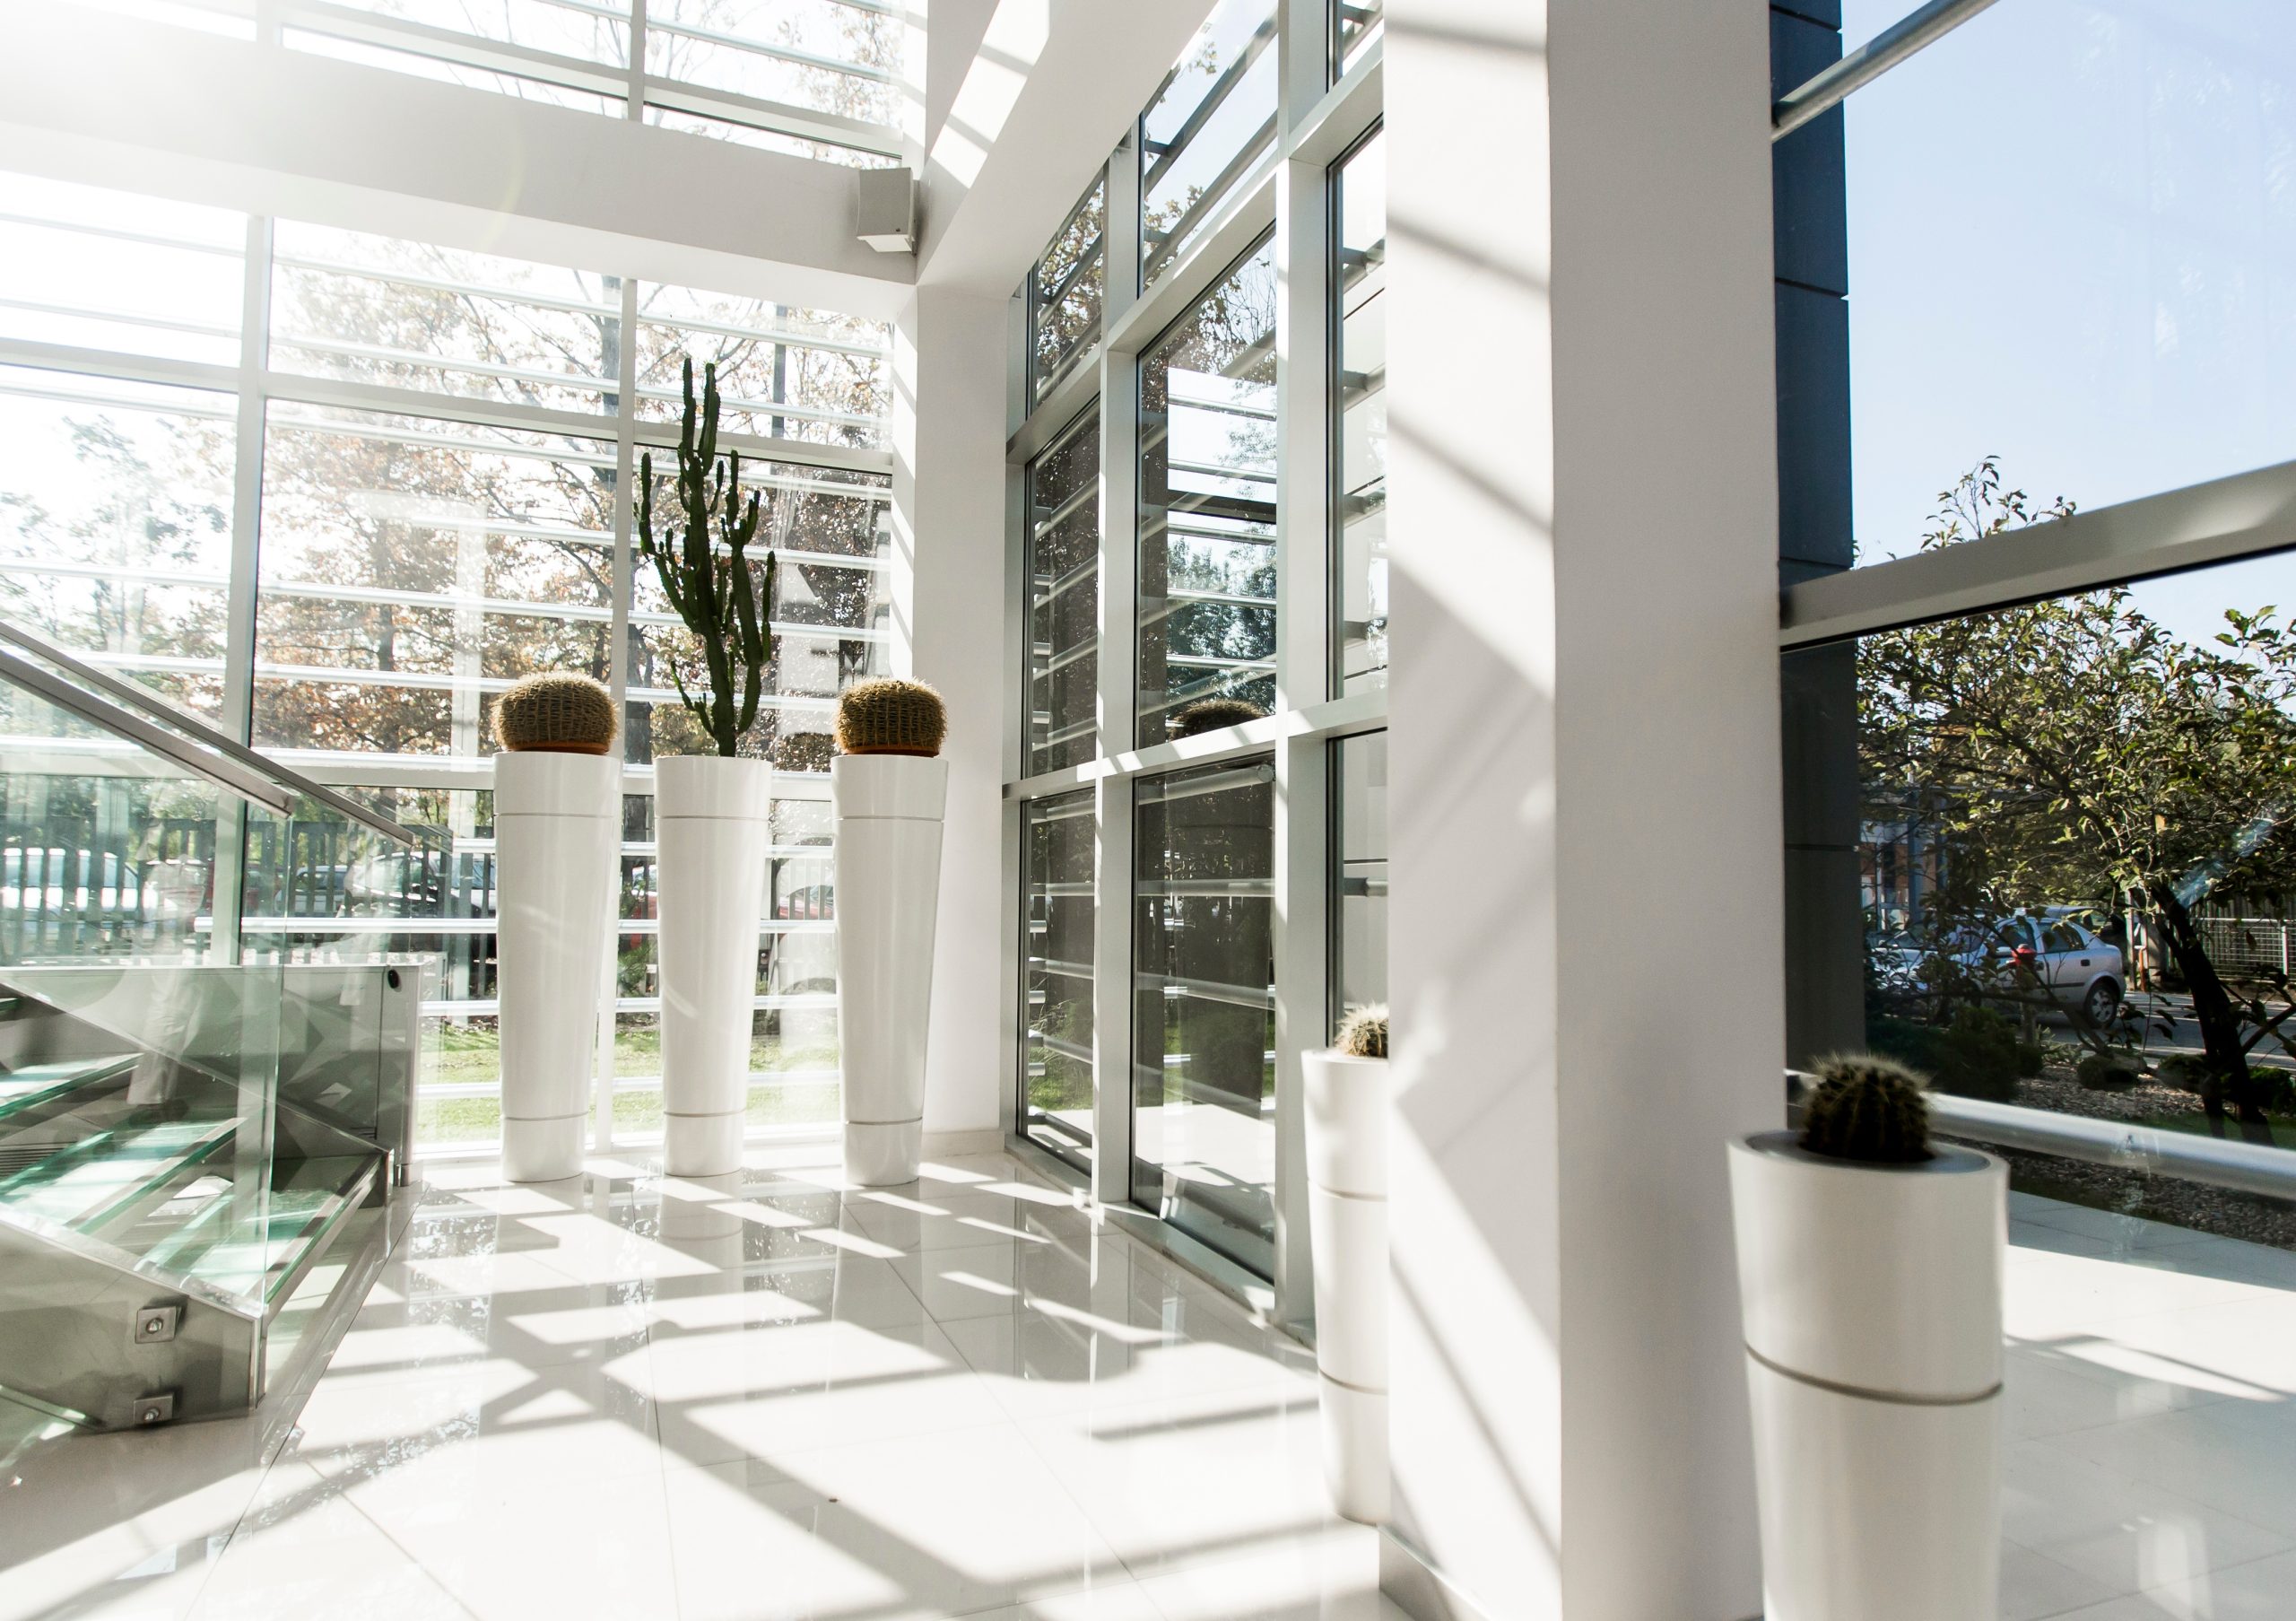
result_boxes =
[1945,1063,2296,1251]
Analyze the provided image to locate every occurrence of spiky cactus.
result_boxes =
[1335,1004,1388,1060]
[1170,696,1265,739]
[638,357,778,758]
[1799,1053,1933,1163]
[835,677,947,757]
[493,672,617,754]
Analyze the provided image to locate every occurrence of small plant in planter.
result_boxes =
[489,671,620,1181]
[831,675,952,1185]
[1335,1003,1388,1060]
[1170,695,1265,739]
[639,357,783,1177]
[493,672,618,756]
[1304,1000,1392,1522]
[1798,1053,1931,1163]
[834,677,947,757]
[1730,1053,2007,1618]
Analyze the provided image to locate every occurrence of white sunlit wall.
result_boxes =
[0,165,893,1158]
[1004,0,1387,1319]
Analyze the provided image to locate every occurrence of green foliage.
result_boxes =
[1800,1052,1934,1163]
[1860,458,2296,1137]
[637,358,778,758]
[1335,1004,1388,1059]
[2015,1037,2046,1078]
[833,676,947,756]
[1868,1007,2022,1102]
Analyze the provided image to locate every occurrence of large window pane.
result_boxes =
[1136,238,1278,745]
[1133,757,1276,1277]
[1789,522,2296,1236]
[644,0,902,133]
[1022,790,1096,1169]
[0,370,235,718]
[630,460,890,765]
[1140,0,1279,291]
[270,224,622,415]
[1332,731,1387,1033]
[0,171,244,367]
[636,288,890,451]
[1831,1,2296,567]
[1027,412,1100,772]
[1334,127,1387,695]
[253,405,617,761]
[1030,179,1107,402]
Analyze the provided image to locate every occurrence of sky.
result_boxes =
[1839,0,2296,645]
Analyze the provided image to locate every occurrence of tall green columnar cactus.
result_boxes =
[638,357,778,757]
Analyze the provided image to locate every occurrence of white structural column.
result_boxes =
[1381,1,1781,1617]
[895,286,1010,1147]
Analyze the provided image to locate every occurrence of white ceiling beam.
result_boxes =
[0,9,916,318]
[916,0,1214,295]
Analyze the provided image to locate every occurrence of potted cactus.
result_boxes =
[491,673,620,1181]
[1303,1004,1389,1523]
[641,358,779,1176]
[831,676,948,1184]
[1727,1057,2007,1621]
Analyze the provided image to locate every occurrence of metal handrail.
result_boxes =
[0,620,417,847]
[1784,1070,2296,1200]
[1772,0,2001,141]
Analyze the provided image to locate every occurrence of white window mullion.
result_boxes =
[596,273,641,1153]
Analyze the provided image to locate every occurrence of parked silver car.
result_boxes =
[1876,911,2125,1026]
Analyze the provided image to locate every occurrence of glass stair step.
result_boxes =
[136,1156,374,1308]
[0,1115,238,1234]
[0,1055,140,1122]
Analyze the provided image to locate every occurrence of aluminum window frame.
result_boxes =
[998,2,1382,1329]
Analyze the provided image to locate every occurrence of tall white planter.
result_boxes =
[1728,1131,2007,1621]
[493,750,618,1183]
[832,754,947,1185]
[657,754,773,1177]
[1303,1048,1389,1524]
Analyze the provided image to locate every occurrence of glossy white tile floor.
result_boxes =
[8,1155,2296,1620]
[2,1146,1398,1621]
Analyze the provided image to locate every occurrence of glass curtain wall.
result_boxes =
[1004,1,1386,1311]
[0,167,891,1158]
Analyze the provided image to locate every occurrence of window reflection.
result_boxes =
[1031,181,1106,402]
[1137,238,1278,745]
[1134,758,1277,1277]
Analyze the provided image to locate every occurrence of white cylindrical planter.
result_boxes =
[1728,1131,2007,1621]
[1303,1048,1389,1524]
[832,754,948,1186]
[657,755,773,1177]
[493,750,619,1183]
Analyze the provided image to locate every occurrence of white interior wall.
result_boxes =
[892,285,1011,1146]
[1382,0,1781,1616]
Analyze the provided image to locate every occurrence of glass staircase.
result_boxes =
[0,620,433,1430]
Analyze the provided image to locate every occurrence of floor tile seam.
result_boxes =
[1997,1538,2127,1621]
[2006,1460,2296,1567]
[2114,1541,2296,1602]
[2011,1287,2296,1355]
[2019,1431,2296,1546]
[653,1406,1018,1483]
